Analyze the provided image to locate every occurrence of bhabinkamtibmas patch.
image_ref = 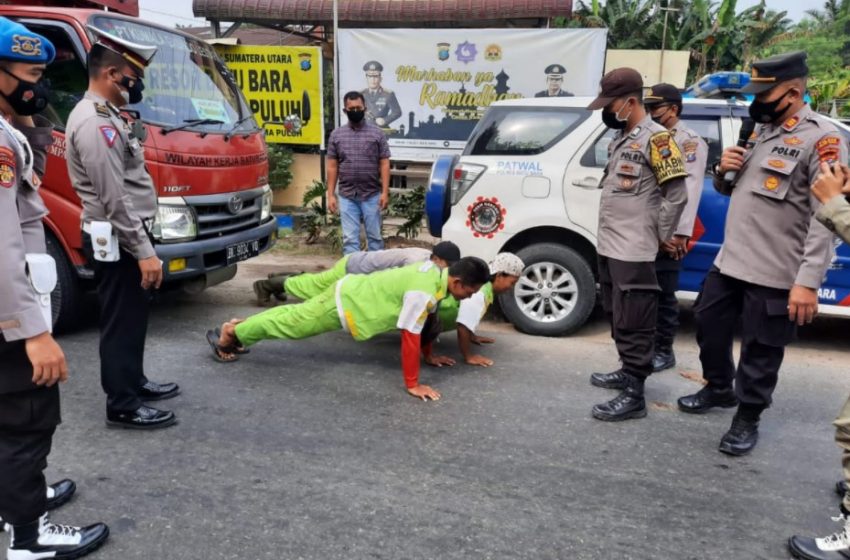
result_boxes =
[649,131,687,185]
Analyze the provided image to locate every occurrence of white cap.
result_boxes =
[489,253,524,277]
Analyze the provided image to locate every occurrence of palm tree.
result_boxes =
[805,0,850,24]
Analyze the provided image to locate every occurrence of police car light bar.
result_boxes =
[683,72,751,99]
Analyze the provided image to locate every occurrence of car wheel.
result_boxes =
[499,242,596,336]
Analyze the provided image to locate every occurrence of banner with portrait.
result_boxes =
[338,28,607,160]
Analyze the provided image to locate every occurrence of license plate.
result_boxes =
[226,239,260,265]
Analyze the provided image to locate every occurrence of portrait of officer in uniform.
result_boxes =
[0,17,109,559]
[586,68,689,422]
[534,64,574,98]
[65,26,181,430]
[678,51,849,458]
[360,60,402,128]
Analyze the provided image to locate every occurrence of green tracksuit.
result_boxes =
[437,282,494,333]
[235,261,447,347]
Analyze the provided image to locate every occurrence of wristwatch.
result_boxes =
[711,159,723,177]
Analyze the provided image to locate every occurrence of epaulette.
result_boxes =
[94,102,110,118]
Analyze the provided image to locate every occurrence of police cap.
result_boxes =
[644,83,682,106]
[740,51,808,94]
[545,64,566,76]
[87,25,157,74]
[363,60,383,75]
[588,67,643,110]
[0,17,55,64]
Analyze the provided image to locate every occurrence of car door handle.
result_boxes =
[572,177,600,189]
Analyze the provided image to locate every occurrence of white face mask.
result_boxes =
[113,78,130,106]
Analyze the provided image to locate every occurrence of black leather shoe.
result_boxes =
[718,417,759,456]
[592,376,647,422]
[788,513,850,559]
[652,348,676,372]
[8,514,109,560]
[138,381,180,402]
[590,369,627,389]
[106,405,177,430]
[837,481,848,497]
[678,387,738,414]
[46,480,76,511]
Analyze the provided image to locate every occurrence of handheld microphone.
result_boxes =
[723,118,756,183]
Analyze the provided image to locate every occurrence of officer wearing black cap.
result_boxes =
[65,26,180,430]
[677,51,849,457]
[644,83,708,372]
[0,17,109,560]
[361,60,401,128]
[534,63,574,97]
[587,68,689,422]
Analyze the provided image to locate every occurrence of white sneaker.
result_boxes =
[788,512,850,559]
[7,513,109,560]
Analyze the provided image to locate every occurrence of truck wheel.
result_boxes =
[46,233,82,333]
[499,243,596,336]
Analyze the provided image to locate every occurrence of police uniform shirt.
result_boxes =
[714,105,849,290]
[66,91,157,260]
[0,116,55,390]
[597,115,689,262]
[361,87,402,126]
[534,89,574,98]
[672,123,709,237]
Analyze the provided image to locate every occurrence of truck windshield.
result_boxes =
[89,16,257,135]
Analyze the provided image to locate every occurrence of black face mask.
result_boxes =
[649,106,670,126]
[601,108,628,130]
[0,67,50,116]
[345,109,365,124]
[749,90,792,124]
[119,74,145,105]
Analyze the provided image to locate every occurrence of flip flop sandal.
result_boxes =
[206,329,240,363]
[214,327,250,354]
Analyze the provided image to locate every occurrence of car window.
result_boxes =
[23,22,87,130]
[580,116,722,172]
[464,107,588,156]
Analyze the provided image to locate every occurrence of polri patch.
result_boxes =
[11,35,42,57]
[100,126,118,147]
[649,131,687,185]
[764,176,780,191]
[817,136,842,164]
[0,147,15,189]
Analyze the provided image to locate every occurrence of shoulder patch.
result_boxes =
[94,103,110,118]
[0,146,16,189]
[100,126,118,147]
[649,131,687,185]
[817,135,843,164]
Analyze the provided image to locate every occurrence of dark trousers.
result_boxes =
[598,256,660,379]
[695,267,796,408]
[655,253,682,351]
[83,232,149,412]
[0,342,60,525]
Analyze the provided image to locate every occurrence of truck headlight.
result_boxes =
[261,186,273,222]
[152,202,197,242]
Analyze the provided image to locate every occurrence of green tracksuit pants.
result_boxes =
[234,284,342,347]
[283,256,349,300]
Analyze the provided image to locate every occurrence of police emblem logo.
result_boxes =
[100,126,118,147]
[764,176,780,191]
[682,140,698,163]
[629,142,641,150]
[96,237,108,247]
[767,159,786,169]
[649,131,687,185]
[784,136,803,146]
[484,44,502,61]
[11,35,42,57]
[0,163,15,188]
[620,178,634,189]
[817,136,842,164]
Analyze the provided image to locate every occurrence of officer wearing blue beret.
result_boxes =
[0,16,109,560]
[534,64,574,98]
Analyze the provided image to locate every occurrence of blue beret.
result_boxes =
[0,17,55,64]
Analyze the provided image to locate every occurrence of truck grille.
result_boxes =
[185,188,264,239]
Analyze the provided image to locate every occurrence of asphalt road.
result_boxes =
[6,256,850,560]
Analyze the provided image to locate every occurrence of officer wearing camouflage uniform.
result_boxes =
[361,61,401,128]
[644,83,709,372]
[789,162,850,560]
[65,26,180,430]
[0,17,109,559]
[534,64,574,98]
[677,51,849,457]
[587,68,689,422]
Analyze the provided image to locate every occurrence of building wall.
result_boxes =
[272,152,323,208]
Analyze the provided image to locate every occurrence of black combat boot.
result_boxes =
[788,505,850,559]
[718,408,761,456]
[590,368,627,389]
[677,386,739,414]
[592,373,647,421]
[652,346,676,372]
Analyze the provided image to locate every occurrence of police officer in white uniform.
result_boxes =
[587,68,689,422]
[0,17,109,559]
[644,83,709,372]
[678,51,849,456]
[65,27,180,430]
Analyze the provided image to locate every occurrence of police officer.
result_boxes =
[587,68,689,422]
[534,64,574,98]
[0,17,109,559]
[66,27,180,429]
[677,51,848,456]
[361,61,402,127]
[644,83,708,372]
